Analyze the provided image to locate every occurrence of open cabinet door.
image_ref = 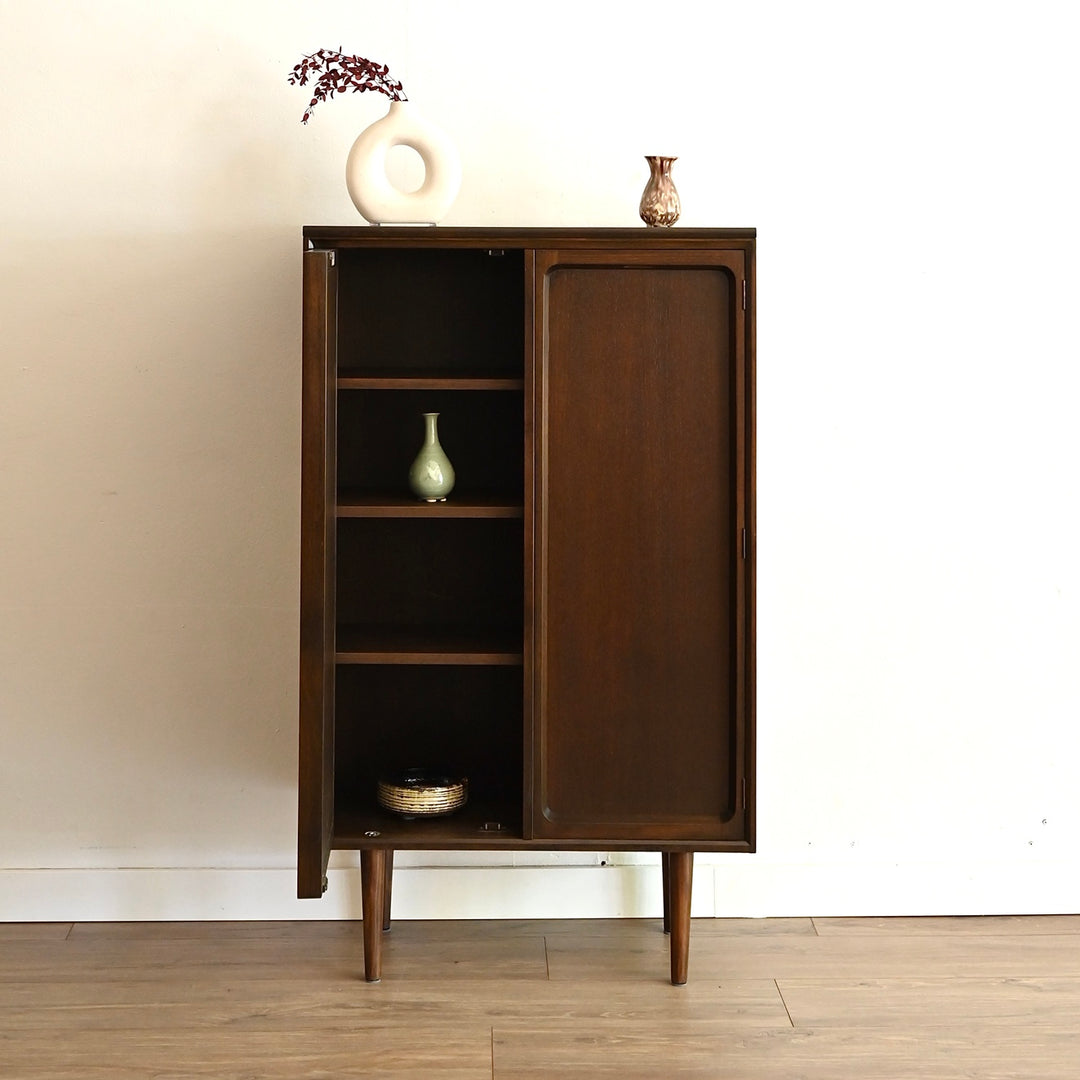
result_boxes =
[297,248,338,897]
[531,247,752,845]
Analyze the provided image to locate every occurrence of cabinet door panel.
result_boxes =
[532,250,748,842]
[298,249,337,896]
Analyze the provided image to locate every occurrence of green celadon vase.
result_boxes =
[408,411,455,501]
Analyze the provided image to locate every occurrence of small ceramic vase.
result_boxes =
[408,412,455,501]
[346,100,461,224]
[639,155,681,227]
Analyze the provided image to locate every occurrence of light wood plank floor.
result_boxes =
[3,915,1080,1078]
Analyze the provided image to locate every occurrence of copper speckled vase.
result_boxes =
[639,155,681,227]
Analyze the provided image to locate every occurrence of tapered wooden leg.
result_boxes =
[382,849,394,933]
[668,851,693,985]
[360,848,387,982]
[661,852,672,934]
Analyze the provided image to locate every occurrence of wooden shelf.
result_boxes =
[334,798,523,850]
[338,371,524,391]
[337,493,524,519]
[333,800,750,853]
[335,627,523,666]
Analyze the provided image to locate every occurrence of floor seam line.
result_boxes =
[775,979,796,1028]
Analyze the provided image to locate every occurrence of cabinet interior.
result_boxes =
[331,245,527,845]
[336,247,525,377]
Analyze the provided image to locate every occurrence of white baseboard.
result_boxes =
[0,864,692,922]
[1,859,1076,922]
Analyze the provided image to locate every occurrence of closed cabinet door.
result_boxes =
[530,247,753,845]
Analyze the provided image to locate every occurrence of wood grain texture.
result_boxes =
[668,852,693,984]
[814,914,1080,936]
[493,1025,1080,1079]
[306,226,756,250]
[534,254,745,842]
[0,1029,492,1080]
[360,848,387,981]
[297,247,337,901]
[0,923,71,941]
[778,976,1080,1028]
[544,922,1080,982]
[3,917,1079,1078]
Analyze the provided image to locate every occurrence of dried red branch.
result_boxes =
[287,48,406,123]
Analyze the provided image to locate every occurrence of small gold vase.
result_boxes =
[639,155,681,227]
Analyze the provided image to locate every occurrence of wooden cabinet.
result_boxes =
[298,228,755,985]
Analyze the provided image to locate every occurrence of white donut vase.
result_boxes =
[345,101,461,225]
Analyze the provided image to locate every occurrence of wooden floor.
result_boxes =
[3,915,1080,1078]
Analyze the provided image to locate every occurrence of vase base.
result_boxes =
[418,496,448,503]
[370,221,438,227]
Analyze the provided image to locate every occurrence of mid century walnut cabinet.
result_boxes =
[298,227,756,984]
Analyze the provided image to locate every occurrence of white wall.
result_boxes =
[2,0,1078,921]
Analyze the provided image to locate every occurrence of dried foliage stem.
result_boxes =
[288,48,406,124]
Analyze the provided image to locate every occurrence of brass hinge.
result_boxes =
[742,778,748,810]
[742,280,748,310]
[327,250,336,267]
[321,875,329,895]
[741,528,748,559]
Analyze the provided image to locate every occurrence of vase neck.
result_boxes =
[423,412,441,444]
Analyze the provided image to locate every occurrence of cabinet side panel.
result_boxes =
[538,262,739,837]
[298,250,337,898]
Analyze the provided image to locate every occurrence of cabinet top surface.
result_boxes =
[303,225,756,248]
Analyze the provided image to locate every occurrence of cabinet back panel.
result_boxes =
[337,389,523,498]
[337,519,524,636]
[538,265,738,830]
[336,249,524,375]
[335,665,523,810]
